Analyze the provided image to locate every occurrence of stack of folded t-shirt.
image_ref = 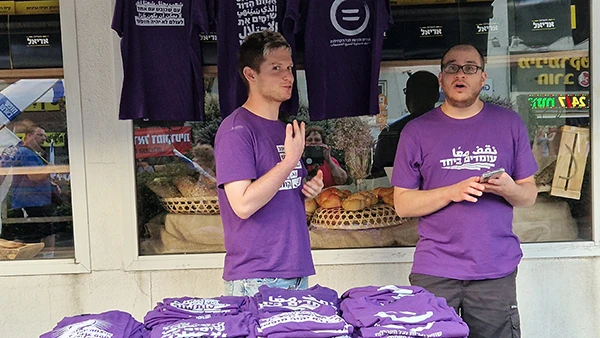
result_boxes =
[339,285,469,338]
[144,296,257,337]
[40,310,146,338]
[252,284,353,338]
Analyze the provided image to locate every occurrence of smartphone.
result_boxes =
[302,145,324,166]
[480,167,505,183]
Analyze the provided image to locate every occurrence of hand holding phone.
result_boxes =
[480,168,505,183]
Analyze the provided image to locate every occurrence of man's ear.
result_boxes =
[242,66,257,84]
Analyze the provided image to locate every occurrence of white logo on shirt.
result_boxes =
[277,145,302,191]
[330,0,370,36]
[135,1,185,27]
[161,321,226,337]
[440,145,498,171]
[52,319,113,338]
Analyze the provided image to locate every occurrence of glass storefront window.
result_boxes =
[0,10,74,261]
[134,0,591,256]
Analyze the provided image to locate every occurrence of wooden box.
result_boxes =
[550,126,589,200]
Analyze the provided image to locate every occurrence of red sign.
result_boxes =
[134,126,192,159]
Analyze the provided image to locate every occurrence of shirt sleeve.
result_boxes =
[391,125,422,189]
[215,126,258,188]
[512,116,539,180]
[111,0,125,37]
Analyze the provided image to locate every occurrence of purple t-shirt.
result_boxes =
[112,0,208,121]
[302,0,392,120]
[255,311,352,338]
[149,313,255,338]
[144,296,251,329]
[40,310,146,338]
[215,0,299,118]
[214,107,314,281]
[392,103,538,280]
[255,284,339,316]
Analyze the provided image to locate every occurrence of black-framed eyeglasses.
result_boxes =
[442,63,483,75]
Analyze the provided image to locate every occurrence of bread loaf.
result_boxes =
[382,194,394,206]
[342,191,378,211]
[316,188,351,209]
[305,198,318,214]
[373,186,394,199]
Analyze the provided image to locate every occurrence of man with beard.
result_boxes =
[391,44,538,338]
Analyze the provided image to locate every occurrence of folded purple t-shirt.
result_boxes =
[40,310,146,338]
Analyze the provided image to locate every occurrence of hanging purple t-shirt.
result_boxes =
[112,0,209,121]
[214,107,314,281]
[301,0,392,120]
[392,103,538,280]
[215,0,300,118]
[40,310,146,338]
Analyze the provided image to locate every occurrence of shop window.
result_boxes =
[0,4,76,262]
[133,0,592,256]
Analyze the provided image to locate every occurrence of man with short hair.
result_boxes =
[372,70,440,177]
[392,43,538,337]
[1,123,59,253]
[214,30,324,296]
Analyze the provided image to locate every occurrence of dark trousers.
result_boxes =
[410,269,520,338]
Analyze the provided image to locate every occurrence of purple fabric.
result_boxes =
[255,311,352,338]
[302,0,392,120]
[340,295,462,328]
[359,321,469,338]
[341,285,427,303]
[144,296,251,329]
[40,310,146,338]
[214,0,299,118]
[339,286,468,338]
[112,0,209,121]
[392,103,538,280]
[215,107,314,281]
[149,313,256,338]
[255,284,339,316]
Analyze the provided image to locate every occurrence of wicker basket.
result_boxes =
[160,196,220,215]
[310,204,405,230]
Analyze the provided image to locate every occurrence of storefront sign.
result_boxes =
[0,1,15,15]
[134,126,192,159]
[512,55,590,91]
[528,93,589,110]
[15,0,59,15]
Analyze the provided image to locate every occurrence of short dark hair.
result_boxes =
[238,30,291,89]
[406,71,439,98]
[306,125,326,143]
[440,43,485,71]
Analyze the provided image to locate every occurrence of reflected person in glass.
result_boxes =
[0,122,61,255]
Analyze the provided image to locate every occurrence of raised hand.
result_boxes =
[284,120,305,164]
